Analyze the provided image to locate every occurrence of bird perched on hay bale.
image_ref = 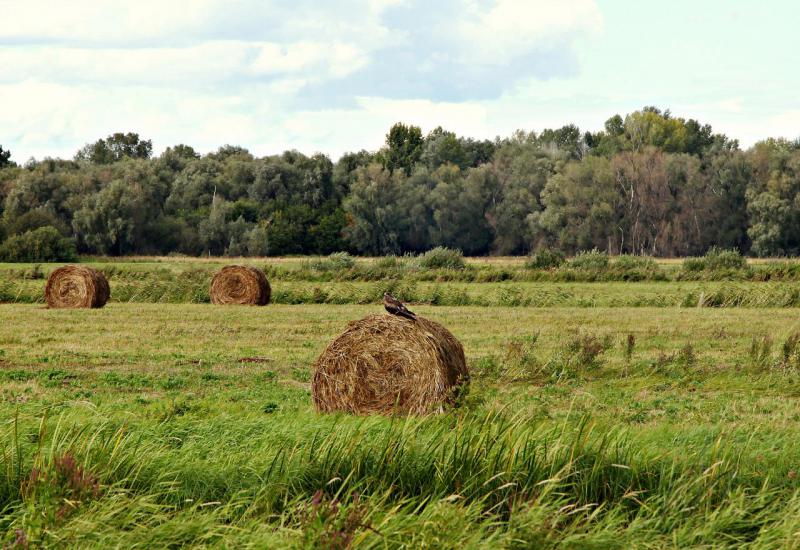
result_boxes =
[311,314,469,415]
[45,265,110,309]
[210,265,270,306]
[383,292,416,320]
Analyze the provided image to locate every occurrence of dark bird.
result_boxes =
[384,292,416,320]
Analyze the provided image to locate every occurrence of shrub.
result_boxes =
[310,252,356,271]
[327,251,356,270]
[504,333,541,380]
[542,332,611,381]
[683,248,746,273]
[375,255,402,269]
[704,247,746,270]
[568,249,609,270]
[615,255,657,270]
[417,247,466,270]
[526,248,565,269]
[682,257,706,271]
[0,226,77,262]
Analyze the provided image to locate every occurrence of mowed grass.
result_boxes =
[3,302,800,547]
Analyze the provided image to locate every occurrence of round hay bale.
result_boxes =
[312,314,469,415]
[210,265,270,306]
[45,265,110,309]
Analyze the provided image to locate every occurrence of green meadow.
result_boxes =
[2,258,800,547]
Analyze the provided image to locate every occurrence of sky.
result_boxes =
[0,0,798,162]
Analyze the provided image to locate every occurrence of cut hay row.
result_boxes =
[45,265,110,309]
[312,314,469,415]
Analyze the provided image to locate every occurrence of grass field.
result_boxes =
[3,259,800,547]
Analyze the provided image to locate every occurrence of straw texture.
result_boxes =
[210,265,270,306]
[312,314,469,415]
[45,265,110,309]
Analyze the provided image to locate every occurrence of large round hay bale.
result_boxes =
[210,265,270,306]
[312,314,469,415]
[45,265,110,309]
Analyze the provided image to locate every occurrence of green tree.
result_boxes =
[380,123,424,175]
[71,161,169,254]
[333,150,376,197]
[745,140,800,255]
[421,127,467,170]
[429,164,495,255]
[488,131,565,253]
[460,137,496,168]
[0,144,12,168]
[535,156,618,253]
[0,226,76,262]
[75,132,153,164]
[343,164,421,254]
[537,124,586,160]
[2,159,100,232]
[165,157,223,215]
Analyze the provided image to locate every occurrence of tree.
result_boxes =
[334,150,376,197]
[0,226,76,262]
[2,159,99,233]
[703,151,750,251]
[585,115,627,157]
[587,109,736,159]
[158,144,200,172]
[343,164,421,254]
[429,164,495,255]
[460,137,496,168]
[165,157,223,216]
[745,140,800,255]
[75,132,153,164]
[381,123,424,175]
[535,157,618,253]
[537,124,586,160]
[487,132,564,254]
[421,127,466,170]
[611,150,715,256]
[71,161,169,254]
[250,152,334,210]
[0,145,12,168]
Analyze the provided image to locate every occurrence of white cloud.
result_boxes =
[0,0,608,160]
[457,0,602,62]
[0,0,217,45]
[716,98,744,113]
[0,41,369,86]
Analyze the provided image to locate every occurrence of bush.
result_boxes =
[568,249,609,270]
[326,251,355,270]
[704,247,746,270]
[614,255,657,270]
[682,257,706,271]
[310,251,356,271]
[375,255,401,269]
[526,248,565,269]
[683,247,746,272]
[0,226,77,262]
[417,247,466,270]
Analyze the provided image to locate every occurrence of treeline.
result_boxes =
[1,106,800,260]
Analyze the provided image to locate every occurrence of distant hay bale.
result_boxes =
[312,314,469,415]
[210,265,270,306]
[45,265,110,309]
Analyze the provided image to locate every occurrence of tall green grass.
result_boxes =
[3,409,798,547]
